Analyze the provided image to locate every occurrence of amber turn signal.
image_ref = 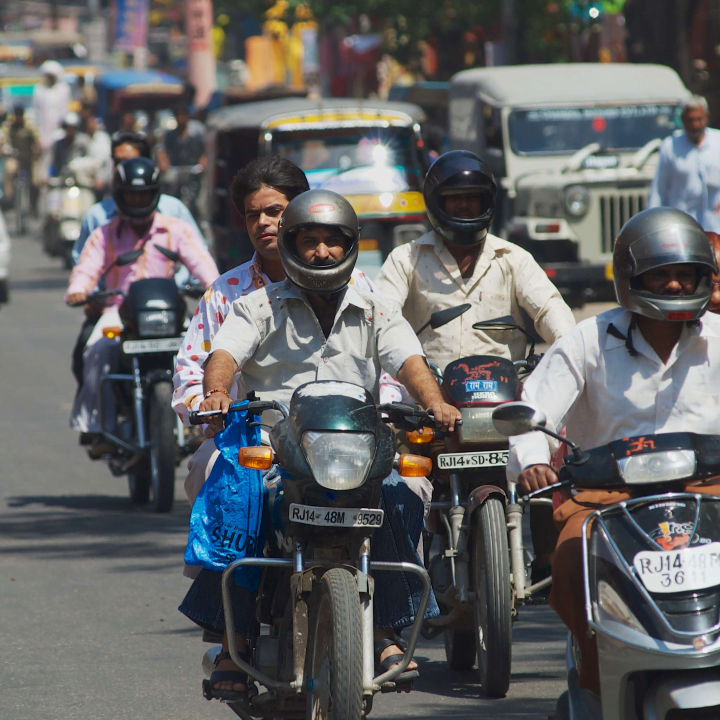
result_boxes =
[239,446,273,470]
[398,453,432,478]
[103,326,123,339]
[406,427,435,444]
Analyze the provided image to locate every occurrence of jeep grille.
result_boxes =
[599,193,646,253]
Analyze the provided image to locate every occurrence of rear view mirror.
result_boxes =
[115,248,144,267]
[473,315,518,331]
[416,303,472,335]
[492,402,547,437]
[155,245,180,263]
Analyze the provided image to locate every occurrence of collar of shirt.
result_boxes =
[414,231,507,295]
[272,279,370,317]
[241,253,268,293]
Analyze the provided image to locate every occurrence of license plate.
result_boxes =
[633,542,720,594]
[122,337,184,354]
[289,504,384,528]
[437,450,509,470]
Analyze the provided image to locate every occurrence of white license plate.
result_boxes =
[437,450,509,470]
[289,504,384,528]
[122,337,184,354]
[633,542,720,593]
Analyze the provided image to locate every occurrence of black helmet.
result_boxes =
[277,189,359,294]
[613,207,718,322]
[113,157,161,221]
[423,150,497,246]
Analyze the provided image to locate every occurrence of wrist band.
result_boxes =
[204,388,231,400]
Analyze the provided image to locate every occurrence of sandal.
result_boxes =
[203,650,257,702]
[374,637,419,688]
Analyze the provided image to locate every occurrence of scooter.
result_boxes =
[412,306,549,697]
[70,245,203,512]
[189,386,442,719]
[493,401,720,720]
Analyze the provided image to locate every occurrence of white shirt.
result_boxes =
[508,307,720,483]
[171,254,379,422]
[648,128,720,233]
[32,81,71,150]
[374,230,576,371]
[211,280,424,415]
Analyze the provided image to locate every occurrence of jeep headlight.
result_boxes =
[302,431,374,490]
[138,310,176,338]
[617,450,696,485]
[563,185,590,218]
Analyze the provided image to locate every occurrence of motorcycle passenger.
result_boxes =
[1,106,39,210]
[375,149,576,581]
[179,189,458,699]
[65,157,218,452]
[49,112,90,180]
[508,207,720,707]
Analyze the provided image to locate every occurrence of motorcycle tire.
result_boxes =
[148,382,176,513]
[128,462,151,504]
[443,629,476,671]
[472,496,512,698]
[306,568,363,720]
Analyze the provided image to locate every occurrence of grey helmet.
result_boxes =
[277,189,359,294]
[613,207,718,321]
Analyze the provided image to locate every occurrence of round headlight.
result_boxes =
[563,185,590,218]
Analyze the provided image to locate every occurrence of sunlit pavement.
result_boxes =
[1,224,613,719]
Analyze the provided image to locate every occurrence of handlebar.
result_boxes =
[189,399,290,426]
[68,289,125,308]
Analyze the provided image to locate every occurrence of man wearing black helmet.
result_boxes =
[180,188,459,700]
[65,157,218,451]
[508,207,720,708]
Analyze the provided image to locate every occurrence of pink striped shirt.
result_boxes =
[65,213,219,310]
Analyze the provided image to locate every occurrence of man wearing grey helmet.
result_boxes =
[181,188,459,700]
[507,207,720,706]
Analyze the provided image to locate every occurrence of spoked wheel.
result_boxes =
[148,382,176,513]
[306,568,363,720]
[443,629,476,671]
[472,496,512,697]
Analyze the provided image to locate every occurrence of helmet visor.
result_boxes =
[290,223,356,268]
[438,185,495,221]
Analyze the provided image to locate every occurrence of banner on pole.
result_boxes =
[114,0,149,53]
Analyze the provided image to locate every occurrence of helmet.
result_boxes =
[277,189,359,294]
[613,207,718,322]
[113,157,161,221]
[39,60,63,79]
[423,150,497,246]
[62,112,81,129]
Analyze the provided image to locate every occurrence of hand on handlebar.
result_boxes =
[426,400,462,433]
[66,292,87,306]
[198,392,232,437]
[517,464,558,496]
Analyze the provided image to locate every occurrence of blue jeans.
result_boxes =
[179,470,439,636]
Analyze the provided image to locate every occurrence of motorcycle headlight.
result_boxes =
[138,310,176,338]
[458,407,507,444]
[301,431,375,490]
[617,450,696,485]
[563,185,590,218]
[60,220,82,240]
[595,580,648,636]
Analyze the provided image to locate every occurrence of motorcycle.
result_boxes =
[70,245,203,512]
[189,386,442,719]
[493,401,720,720]
[412,306,550,697]
[44,156,99,268]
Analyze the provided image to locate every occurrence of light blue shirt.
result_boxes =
[648,128,720,232]
[72,194,206,285]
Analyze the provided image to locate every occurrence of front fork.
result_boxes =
[506,483,526,602]
[447,473,471,603]
[132,356,147,449]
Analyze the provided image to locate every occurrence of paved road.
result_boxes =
[1,230,580,720]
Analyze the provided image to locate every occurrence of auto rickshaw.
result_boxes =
[206,97,430,272]
[95,70,190,134]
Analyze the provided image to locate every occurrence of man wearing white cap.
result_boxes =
[32,61,72,182]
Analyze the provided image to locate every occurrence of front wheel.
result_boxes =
[306,568,363,720]
[472,496,512,697]
[148,382,176,513]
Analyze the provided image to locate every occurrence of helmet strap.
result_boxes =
[607,318,639,357]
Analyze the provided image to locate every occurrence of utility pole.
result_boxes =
[502,0,517,65]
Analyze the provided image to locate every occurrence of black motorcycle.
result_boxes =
[71,245,203,512]
[190,382,441,720]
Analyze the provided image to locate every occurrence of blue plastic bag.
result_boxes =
[184,402,265,591]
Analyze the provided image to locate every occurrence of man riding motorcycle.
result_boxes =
[1,105,39,210]
[180,188,459,700]
[374,149,576,580]
[65,156,218,453]
[49,112,91,180]
[508,207,720,710]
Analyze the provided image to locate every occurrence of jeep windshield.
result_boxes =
[272,126,423,193]
[508,103,681,156]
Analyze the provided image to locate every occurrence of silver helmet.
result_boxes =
[613,207,718,321]
[277,189,359,295]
